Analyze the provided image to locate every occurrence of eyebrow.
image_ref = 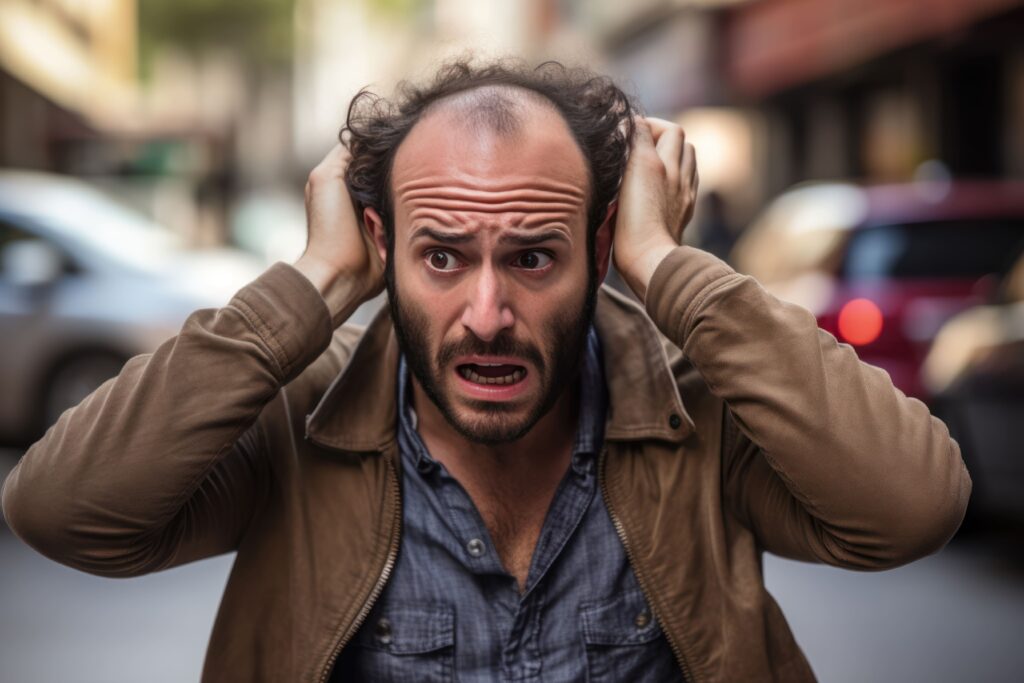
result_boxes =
[409,227,473,245]
[410,226,570,246]
[499,230,570,246]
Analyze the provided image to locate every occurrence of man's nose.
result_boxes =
[460,264,514,342]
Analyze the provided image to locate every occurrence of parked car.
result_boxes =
[732,181,1024,401]
[0,170,264,444]
[924,253,1024,522]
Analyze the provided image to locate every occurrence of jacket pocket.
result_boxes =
[343,602,455,682]
[580,590,679,682]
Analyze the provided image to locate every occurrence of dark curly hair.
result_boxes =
[340,58,638,253]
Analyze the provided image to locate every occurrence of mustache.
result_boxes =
[437,333,546,372]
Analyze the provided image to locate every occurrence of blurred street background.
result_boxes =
[2,0,1024,680]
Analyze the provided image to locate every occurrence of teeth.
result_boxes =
[459,366,526,385]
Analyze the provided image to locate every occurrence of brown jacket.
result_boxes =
[2,245,971,682]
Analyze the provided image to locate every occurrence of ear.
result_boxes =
[594,200,617,283]
[363,207,389,265]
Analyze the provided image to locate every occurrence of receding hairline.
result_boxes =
[390,84,593,213]
[417,83,564,139]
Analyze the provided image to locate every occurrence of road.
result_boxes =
[3,450,1023,682]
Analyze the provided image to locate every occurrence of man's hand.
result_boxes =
[613,117,698,301]
[294,144,385,328]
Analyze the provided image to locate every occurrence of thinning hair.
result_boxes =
[340,57,638,252]
[439,84,535,137]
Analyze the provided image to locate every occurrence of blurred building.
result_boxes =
[0,0,137,170]
[292,0,569,168]
[575,0,1024,245]
[565,0,755,251]
[724,0,1024,197]
[0,0,285,249]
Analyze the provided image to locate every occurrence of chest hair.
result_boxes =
[479,498,547,593]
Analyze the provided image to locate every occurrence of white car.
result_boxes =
[0,170,264,444]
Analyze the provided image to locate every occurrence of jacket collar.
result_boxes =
[304,285,694,453]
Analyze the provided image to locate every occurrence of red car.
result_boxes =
[732,181,1024,401]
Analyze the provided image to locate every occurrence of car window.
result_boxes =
[0,219,44,275]
[0,217,76,281]
[0,219,34,258]
[842,220,1024,280]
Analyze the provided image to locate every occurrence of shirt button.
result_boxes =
[635,611,651,628]
[374,617,392,645]
[466,538,485,557]
[668,413,682,429]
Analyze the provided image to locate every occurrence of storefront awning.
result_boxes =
[725,0,1024,98]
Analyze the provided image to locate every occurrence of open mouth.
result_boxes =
[457,363,527,386]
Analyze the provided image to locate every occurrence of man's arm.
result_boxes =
[614,118,971,569]
[647,245,971,568]
[1,145,383,577]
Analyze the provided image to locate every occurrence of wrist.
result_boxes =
[619,236,678,302]
[292,254,372,328]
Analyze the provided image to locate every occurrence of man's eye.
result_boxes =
[427,250,460,271]
[514,251,553,270]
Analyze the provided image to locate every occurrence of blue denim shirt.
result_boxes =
[332,328,682,682]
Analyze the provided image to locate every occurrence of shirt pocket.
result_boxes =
[345,602,455,682]
[580,589,679,682]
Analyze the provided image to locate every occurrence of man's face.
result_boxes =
[373,101,608,444]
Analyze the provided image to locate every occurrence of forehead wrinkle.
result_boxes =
[397,178,585,227]
[408,207,575,232]
[403,191,582,211]
[407,199,580,216]
[397,176,586,201]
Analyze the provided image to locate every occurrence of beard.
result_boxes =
[387,259,598,446]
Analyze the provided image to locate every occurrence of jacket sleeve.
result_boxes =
[645,245,972,569]
[1,262,334,578]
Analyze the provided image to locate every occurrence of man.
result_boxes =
[2,60,970,682]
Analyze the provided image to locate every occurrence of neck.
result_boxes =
[411,376,579,495]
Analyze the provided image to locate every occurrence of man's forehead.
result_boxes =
[390,96,591,214]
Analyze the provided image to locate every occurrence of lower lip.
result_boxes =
[453,367,531,401]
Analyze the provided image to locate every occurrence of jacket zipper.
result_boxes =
[316,452,402,683]
[598,447,699,683]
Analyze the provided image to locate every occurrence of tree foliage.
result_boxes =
[139,0,294,72]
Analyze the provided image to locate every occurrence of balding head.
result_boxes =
[421,84,556,139]
[342,58,636,250]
